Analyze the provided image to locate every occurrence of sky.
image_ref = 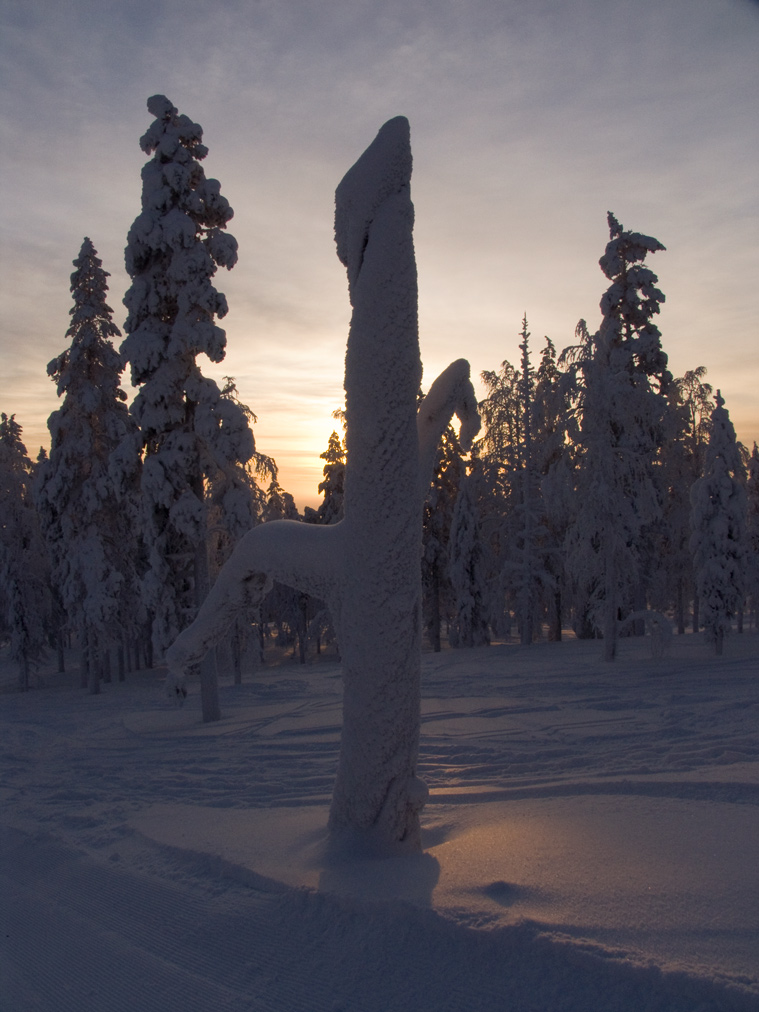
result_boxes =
[1,0,757,509]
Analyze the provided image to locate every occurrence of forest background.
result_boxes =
[0,93,757,700]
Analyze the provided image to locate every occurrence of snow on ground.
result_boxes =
[1,632,758,1011]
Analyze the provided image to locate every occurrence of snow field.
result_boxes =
[1,633,758,1010]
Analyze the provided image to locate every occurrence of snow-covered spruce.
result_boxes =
[121,96,255,721]
[563,214,669,660]
[166,117,480,851]
[746,442,759,625]
[422,424,464,652]
[448,468,490,648]
[658,367,715,634]
[689,391,748,655]
[35,239,140,693]
[0,415,51,689]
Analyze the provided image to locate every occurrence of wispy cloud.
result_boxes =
[2,0,757,503]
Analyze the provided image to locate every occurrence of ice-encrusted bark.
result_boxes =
[330,116,424,848]
[166,117,479,850]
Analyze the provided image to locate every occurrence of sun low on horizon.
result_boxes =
[1,0,757,511]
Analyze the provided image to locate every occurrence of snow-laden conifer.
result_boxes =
[448,467,490,648]
[35,239,141,693]
[512,318,553,644]
[422,425,464,651]
[534,336,574,641]
[657,368,714,633]
[0,415,51,689]
[478,326,566,642]
[564,214,669,659]
[477,356,522,633]
[746,443,759,627]
[121,96,253,720]
[304,431,345,526]
[264,478,299,522]
[689,392,748,654]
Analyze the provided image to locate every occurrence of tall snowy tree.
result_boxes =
[477,327,567,642]
[448,465,490,649]
[746,443,759,628]
[36,239,141,693]
[0,415,51,689]
[304,430,345,526]
[121,95,252,721]
[511,317,552,644]
[534,336,575,641]
[564,213,669,659]
[477,355,522,633]
[657,367,714,633]
[689,391,747,655]
[206,379,275,683]
[422,424,464,651]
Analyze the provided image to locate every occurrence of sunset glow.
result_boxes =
[2,0,757,510]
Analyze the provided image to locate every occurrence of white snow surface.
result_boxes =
[2,633,758,1011]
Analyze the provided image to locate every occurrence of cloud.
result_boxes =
[1,0,757,500]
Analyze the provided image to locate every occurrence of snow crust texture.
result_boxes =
[2,635,758,1011]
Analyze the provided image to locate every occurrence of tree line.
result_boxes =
[1,96,757,693]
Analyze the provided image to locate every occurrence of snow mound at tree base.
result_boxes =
[131,789,759,1001]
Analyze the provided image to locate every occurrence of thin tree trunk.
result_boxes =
[692,593,700,634]
[676,578,685,635]
[548,587,562,642]
[80,629,89,689]
[57,630,66,673]
[88,633,100,695]
[430,571,441,653]
[232,625,242,685]
[118,644,125,681]
[145,625,154,670]
[18,654,29,692]
[298,594,308,665]
[633,580,646,637]
[199,649,219,720]
[102,648,112,684]
[194,536,220,722]
[603,546,617,662]
[715,629,724,655]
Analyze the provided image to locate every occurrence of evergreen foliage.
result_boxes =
[690,392,748,654]
[120,96,254,719]
[5,112,757,678]
[564,214,669,659]
[448,466,490,648]
[0,415,51,688]
[422,424,465,650]
[35,239,140,692]
[305,430,345,526]
[746,443,759,626]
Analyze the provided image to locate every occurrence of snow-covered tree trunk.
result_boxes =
[328,118,425,844]
[165,118,479,851]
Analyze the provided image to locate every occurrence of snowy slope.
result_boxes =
[1,633,758,1011]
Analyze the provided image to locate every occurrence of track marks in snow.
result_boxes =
[4,825,755,1012]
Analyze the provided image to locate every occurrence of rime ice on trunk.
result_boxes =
[166,118,480,851]
[329,116,426,848]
